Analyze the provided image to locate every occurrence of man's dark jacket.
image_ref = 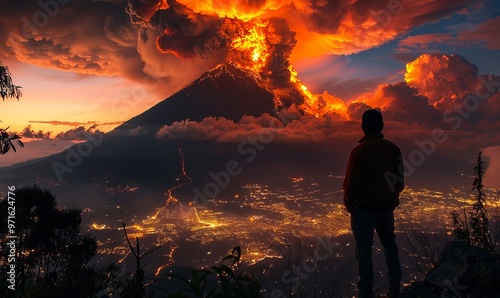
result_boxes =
[343,133,404,213]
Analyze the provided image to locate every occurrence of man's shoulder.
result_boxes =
[380,138,400,147]
[359,137,401,152]
[377,138,401,152]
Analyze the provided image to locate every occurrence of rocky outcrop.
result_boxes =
[402,241,500,298]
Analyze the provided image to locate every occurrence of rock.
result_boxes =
[404,241,500,298]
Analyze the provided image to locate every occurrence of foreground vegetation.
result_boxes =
[0,62,24,154]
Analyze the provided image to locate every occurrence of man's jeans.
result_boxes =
[351,208,402,298]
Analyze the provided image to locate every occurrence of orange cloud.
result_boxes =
[354,82,440,125]
[29,120,123,126]
[289,0,476,58]
[17,124,105,141]
[351,53,500,129]
[3,1,141,77]
[0,0,218,99]
[404,54,479,110]
[458,16,500,50]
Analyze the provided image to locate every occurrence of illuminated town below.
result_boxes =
[84,173,500,291]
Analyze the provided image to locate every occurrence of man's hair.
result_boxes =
[362,109,384,134]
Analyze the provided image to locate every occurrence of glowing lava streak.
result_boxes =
[166,142,193,202]
[151,142,193,275]
[188,202,224,228]
[137,142,192,278]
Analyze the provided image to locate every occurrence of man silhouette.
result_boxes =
[343,109,404,298]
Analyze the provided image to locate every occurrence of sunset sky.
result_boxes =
[1,0,500,181]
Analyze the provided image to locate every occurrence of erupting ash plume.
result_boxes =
[126,0,347,115]
[127,1,295,82]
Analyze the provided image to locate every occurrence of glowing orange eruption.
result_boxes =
[229,20,269,73]
[175,0,284,20]
[222,16,347,118]
[131,0,348,118]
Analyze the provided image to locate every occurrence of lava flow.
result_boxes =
[165,142,192,202]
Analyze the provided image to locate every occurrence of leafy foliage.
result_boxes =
[451,151,493,250]
[1,62,24,154]
[0,127,24,154]
[0,185,98,296]
[167,246,262,297]
[0,63,22,100]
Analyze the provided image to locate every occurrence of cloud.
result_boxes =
[302,91,347,118]
[404,54,479,110]
[2,1,142,77]
[363,82,442,124]
[29,120,123,126]
[156,105,362,143]
[458,16,500,50]
[346,102,374,121]
[20,125,52,139]
[394,16,500,56]
[483,146,500,188]
[0,0,481,77]
[125,0,478,60]
[346,53,500,134]
[128,125,146,136]
[396,33,467,54]
[54,125,105,140]
[0,0,216,97]
[17,124,108,141]
[402,54,500,128]
[0,0,483,106]
[289,0,476,57]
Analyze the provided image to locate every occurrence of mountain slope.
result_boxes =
[116,63,277,134]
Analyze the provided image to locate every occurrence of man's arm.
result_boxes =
[389,148,404,209]
[343,149,361,213]
[395,148,404,193]
[384,147,405,200]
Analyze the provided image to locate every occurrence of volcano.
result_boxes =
[2,63,342,218]
[116,63,279,134]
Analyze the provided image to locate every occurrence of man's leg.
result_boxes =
[374,212,401,297]
[351,208,375,298]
